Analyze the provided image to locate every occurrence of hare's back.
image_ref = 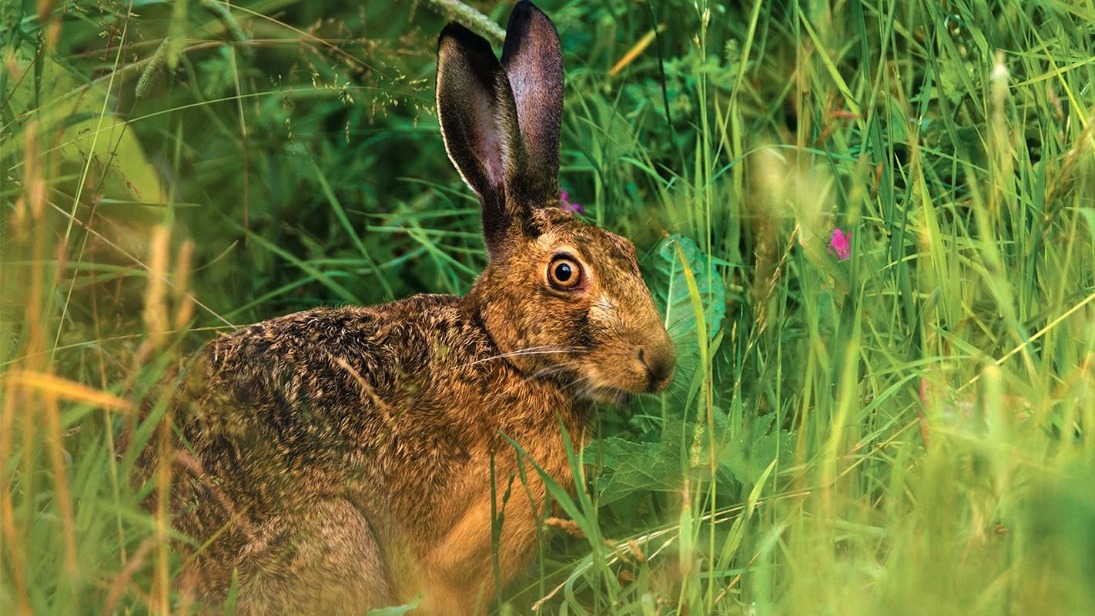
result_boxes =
[178,294,492,478]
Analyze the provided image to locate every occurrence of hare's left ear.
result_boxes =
[436,2,564,258]
[501,0,564,203]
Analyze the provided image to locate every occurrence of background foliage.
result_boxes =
[2,0,1095,614]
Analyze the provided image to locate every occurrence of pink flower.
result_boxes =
[560,190,584,215]
[828,227,851,260]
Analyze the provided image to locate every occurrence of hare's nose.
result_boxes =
[638,347,675,393]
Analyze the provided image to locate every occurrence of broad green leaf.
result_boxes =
[644,234,726,400]
[2,43,167,217]
[588,436,682,506]
[719,422,794,486]
[367,595,421,615]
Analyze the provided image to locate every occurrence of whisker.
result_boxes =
[525,362,570,381]
[560,373,596,396]
[461,345,587,368]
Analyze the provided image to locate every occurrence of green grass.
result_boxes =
[3,0,1095,614]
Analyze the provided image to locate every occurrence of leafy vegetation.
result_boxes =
[3,0,1094,614]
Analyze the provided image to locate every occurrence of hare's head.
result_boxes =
[437,1,674,403]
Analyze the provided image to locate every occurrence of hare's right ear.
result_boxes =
[501,1,564,201]
[437,23,520,253]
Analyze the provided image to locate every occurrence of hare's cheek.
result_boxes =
[585,293,620,334]
[583,344,648,392]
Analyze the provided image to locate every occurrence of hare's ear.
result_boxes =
[437,23,524,254]
[502,0,564,201]
[436,24,506,210]
[437,2,563,256]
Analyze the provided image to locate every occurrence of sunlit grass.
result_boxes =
[3,0,1095,614]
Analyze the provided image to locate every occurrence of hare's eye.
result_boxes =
[548,256,582,290]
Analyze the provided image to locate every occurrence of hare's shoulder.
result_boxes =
[198,292,488,382]
[183,294,497,420]
[174,294,505,476]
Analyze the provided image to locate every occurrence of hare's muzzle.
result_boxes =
[638,343,676,393]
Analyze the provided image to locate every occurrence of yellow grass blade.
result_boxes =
[609,25,665,77]
[6,371,136,413]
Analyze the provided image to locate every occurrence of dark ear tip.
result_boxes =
[508,1,552,28]
[503,1,561,61]
[440,21,467,37]
[513,1,544,16]
[438,21,493,53]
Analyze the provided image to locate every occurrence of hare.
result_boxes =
[162,1,675,613]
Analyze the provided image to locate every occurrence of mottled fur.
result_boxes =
[159,2,675,613]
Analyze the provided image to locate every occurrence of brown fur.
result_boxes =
[157,2,675,613]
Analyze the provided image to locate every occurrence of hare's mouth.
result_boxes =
[586,386,635,406]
